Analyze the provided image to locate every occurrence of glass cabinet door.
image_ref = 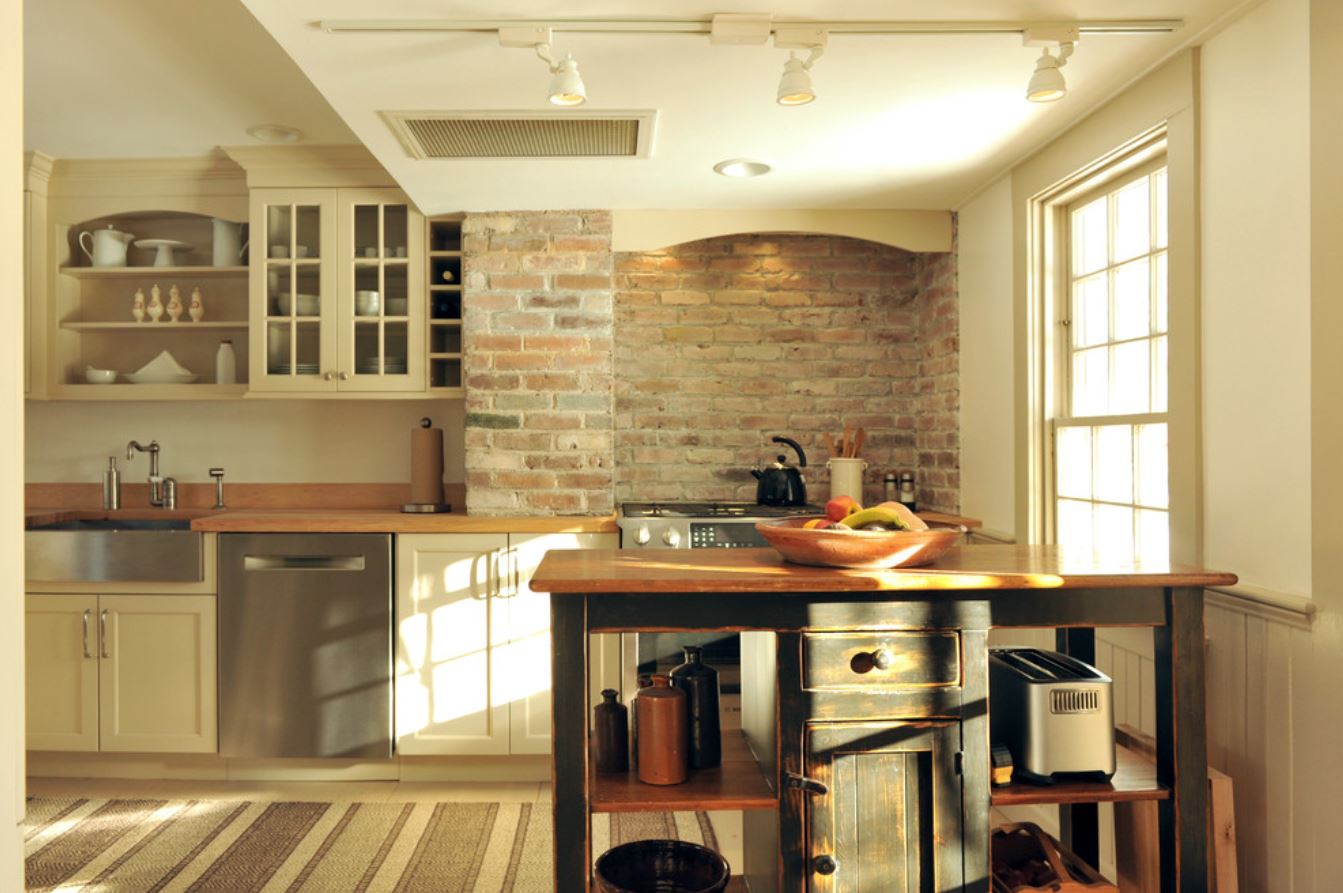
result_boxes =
[337,190,424,392]
[249,190,337,392]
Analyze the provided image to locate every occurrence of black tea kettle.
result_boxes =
[752,436,808,506]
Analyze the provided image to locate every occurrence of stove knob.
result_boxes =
[662,528,682,547]
[634,526,651,546]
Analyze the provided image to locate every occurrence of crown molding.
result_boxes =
[24,150,55,192]
[221,144,396,188]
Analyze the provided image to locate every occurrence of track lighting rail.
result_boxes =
[318,18,1183,37]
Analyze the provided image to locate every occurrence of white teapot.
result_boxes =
[79,225,135,268]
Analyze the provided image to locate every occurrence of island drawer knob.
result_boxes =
[813,854,838,875]
[871,648,895,670]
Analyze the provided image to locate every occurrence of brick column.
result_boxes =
[913,217,960,514]
[462,211,614,515]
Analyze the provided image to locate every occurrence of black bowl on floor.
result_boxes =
[594,840,731,893]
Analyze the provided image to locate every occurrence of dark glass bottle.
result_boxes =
[670,645,721,769]
[593,689,629,774]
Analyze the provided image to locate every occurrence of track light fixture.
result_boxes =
[776,49,822,106]
[498,26,587,106]
[536,44,587,106]
[1026,41,1075,102]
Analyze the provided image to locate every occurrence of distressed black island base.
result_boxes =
[530,544,1236,893]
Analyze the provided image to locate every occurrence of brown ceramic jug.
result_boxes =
[635,674,688,785]
[630,673,651,768]
[593,689,629,774]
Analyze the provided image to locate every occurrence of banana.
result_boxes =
[873,501,929,531]
[838,506,910,531]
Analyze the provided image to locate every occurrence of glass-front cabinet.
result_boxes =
[249,187,425,393]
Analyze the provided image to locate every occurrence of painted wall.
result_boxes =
[25,399,466,485]
[1201,0,1313,596]
[956,177,1015,537]
[3,0,26,882]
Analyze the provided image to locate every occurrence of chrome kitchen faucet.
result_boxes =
[126,440,178,509]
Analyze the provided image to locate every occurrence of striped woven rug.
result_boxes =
[24,798,718,893]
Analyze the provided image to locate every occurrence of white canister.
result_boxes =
[215,340,237,385]
[827,458,868,504]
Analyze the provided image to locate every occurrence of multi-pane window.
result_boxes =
[1055,165,1168,560]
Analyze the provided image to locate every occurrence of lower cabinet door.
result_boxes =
[804,721,962,893]
[506,532,618,755]
[395,533,510,755]
[25,594,99,752]
[98,595,218,754]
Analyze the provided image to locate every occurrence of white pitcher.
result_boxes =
[78,225,135,268]
[211,218,248,267]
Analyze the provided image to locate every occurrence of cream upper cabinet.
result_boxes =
[25,594,217,754]
[98,595,217,754]
[25,594,99,752]
[395,533,511,755]
[506,533,618,755]
[250,187,425,394]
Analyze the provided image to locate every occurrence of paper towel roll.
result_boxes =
[409,418,444,506]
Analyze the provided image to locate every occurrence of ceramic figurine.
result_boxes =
[166,285,183,322]
[188,287,204,322]
[131,288,146,323]
[147,285,164,322]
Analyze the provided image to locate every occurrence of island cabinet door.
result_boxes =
[803,721,962,893]
[395,533,510,755]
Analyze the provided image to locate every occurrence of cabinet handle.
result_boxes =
[813,855,838,876]
[322,371,335,381]
[81,609,91,659]
[784,772,828,796]
[870,648,894,670]
[99,609,109,659]
[338,371,350,381]
[851,647,895,674]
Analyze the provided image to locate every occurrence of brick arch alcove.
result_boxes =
[612,230,959,512]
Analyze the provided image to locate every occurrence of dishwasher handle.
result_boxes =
[243,555,367,572]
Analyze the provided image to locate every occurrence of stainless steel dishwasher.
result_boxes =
[219,533,393,759]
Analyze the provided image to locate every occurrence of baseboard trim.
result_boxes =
[26,752,552,784]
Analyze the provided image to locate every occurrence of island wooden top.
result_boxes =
[530,544,1237,593]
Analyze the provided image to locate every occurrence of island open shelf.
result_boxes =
[992,740,1168,806]
[591,729,776,814]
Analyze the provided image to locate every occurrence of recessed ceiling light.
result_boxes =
[246,124,304,144]
[714,158,771,178]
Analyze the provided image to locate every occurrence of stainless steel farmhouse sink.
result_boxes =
[26,517,204,583]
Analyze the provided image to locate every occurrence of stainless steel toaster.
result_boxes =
[989,647,1115,783]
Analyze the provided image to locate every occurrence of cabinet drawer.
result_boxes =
[803,632,961,691]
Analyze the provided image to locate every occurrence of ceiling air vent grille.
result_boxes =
[381,111,654,160]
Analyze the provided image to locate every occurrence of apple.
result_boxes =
[825,495,862,523]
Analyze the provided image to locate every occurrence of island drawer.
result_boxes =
[802,631,962,691]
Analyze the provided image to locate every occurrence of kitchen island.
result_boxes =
[531,544,1236,893]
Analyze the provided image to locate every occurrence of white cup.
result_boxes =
[827,458,868,504]
[363,247,378,258]
[270,244,290,258]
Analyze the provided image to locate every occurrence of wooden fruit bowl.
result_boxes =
[755,517,966,569]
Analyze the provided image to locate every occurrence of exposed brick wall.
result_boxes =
[461,211,615,515]
[913,218,960,514]
[612,234,928,506]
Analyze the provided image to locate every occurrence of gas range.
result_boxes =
[617,501,822,549]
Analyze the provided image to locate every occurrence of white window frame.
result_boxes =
[1026,127,1196,556]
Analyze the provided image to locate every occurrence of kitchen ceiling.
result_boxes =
[23,0,356,158]
[26,1,1252,211]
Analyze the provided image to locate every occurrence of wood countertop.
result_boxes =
[25,507,619,535]
[531,544,1237,593]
